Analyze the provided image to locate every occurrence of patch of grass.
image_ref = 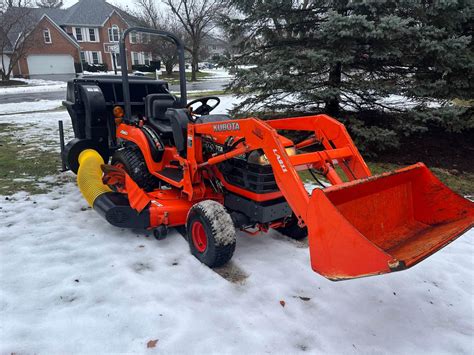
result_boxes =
[0,123,63,195]
[298,160,473,196]
[187,90,227,98]
[168,90,228,99]
[452,98,473,107]
[145,71,213,83]
[367,161,473,196]
[0,105,66,117]
[0,79,27,87]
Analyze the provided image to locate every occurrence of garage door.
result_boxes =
[27,54,75,75]
[1,55,10,72]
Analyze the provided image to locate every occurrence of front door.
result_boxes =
[110,52,121,70]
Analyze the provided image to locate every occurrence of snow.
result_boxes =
[0,100,63,115]
[0,95,473,354]
[210,95,243,115]
[0,183,472,353]
[200,68,234,81]
[0,79,66,95]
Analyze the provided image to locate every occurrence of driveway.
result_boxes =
[0,91,66,104]
[27,74,77,82]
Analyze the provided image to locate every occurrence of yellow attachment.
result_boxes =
[77,149,112,207]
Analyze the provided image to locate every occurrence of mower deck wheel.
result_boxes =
[276,217,308,240]
[111,146,159,192]
[153,225,168,240]
[186,200,236,268]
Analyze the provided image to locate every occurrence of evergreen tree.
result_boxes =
[223,0,473,152]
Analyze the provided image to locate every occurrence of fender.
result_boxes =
[116,123,185,187]
[117,123,164,172]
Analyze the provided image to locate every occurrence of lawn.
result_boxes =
[298,161,473,197]
[145,71,213,83]
[0,123,65,195]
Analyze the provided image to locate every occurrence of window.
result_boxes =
[74,27,83,41]
[142,34,150,44]
[88,28,98,42]
[91,51,101,64]
[81,51,102,65]
[130,31,137,44]
[108,25,119,42]
[132,52,140,65]
[143,52,151,65]
[43,29,51,43]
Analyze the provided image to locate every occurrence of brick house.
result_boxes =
[1,0,154,77]
[202,35,229,60]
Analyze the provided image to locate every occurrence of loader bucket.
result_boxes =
[306,163,474,280]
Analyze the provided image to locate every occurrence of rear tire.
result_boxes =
[111,146,159,191]
[276,218,308,240]
[186,200,236,268]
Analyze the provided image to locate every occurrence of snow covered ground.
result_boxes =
[0,79,67,95]
[200,68,234,81]
[0,96,473,354]
[0,100,63,115]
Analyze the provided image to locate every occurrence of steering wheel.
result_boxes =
[186,96,220,117]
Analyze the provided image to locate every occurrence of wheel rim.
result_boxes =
[191,221,207,253]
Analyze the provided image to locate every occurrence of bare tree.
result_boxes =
[163,0,226,81]
[0,1,35,81]
[134,0,186,75]
[36,0,63,8]
[1,0,31,11]
[135,0,160,28]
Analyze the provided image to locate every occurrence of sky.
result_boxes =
[62,0,140,10]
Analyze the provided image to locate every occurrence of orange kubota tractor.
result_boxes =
[61,28,473,280]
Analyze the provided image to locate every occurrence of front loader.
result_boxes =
[61,27,473,281]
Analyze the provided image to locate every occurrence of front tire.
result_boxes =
[186,200,236,267]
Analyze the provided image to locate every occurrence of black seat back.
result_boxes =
[168,109,191,153]
[145,94,177,120]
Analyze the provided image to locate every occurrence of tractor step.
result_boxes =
[160,167,183,182]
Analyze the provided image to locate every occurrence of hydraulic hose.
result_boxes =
[77,149,111,207]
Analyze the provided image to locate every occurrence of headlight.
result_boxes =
[285,146,296,157]
[248,150,270,165]
[247,147,296,165]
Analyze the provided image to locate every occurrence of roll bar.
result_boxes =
[119,27,187,119]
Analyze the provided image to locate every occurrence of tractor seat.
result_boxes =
[144,93,178,137]
[169,112,234,155]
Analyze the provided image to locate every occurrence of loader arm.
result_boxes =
[266,114,371,181]
[192,115,371,225]
[192,115,474,280]
[192,117,311,225]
